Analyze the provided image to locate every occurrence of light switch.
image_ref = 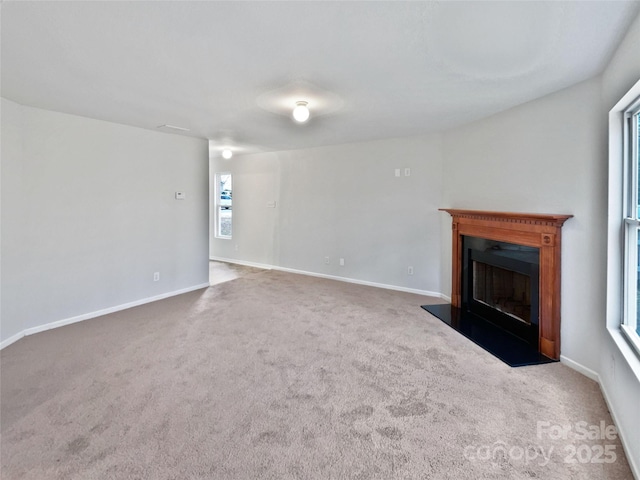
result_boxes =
[267,201,276,208]
[404,168,411,177]
[395,168,401,177]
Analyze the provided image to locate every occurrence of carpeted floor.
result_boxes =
[209,260,268,286]
[0,269,633,479]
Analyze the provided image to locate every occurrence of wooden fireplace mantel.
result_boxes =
[440,209,573,360]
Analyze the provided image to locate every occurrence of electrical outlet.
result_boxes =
[324,256,330,265]
[395,168,401,177]
[339,258,345,266]
[407,266,414,275]
[235,244,239,251]
[153,272,160,282]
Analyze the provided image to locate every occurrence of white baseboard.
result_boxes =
[274,265,444,298]
[560,355,599,382]
[561,355,639,480]
[0,331,26,351]
[210,256,446,300]
[0,283,210,350]
[599,379,640,480]
[210,256,273,271]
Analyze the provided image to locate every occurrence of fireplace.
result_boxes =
[439,209,572,361]
[463,237,540,349]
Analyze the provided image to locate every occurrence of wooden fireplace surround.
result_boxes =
[441,209,572,360]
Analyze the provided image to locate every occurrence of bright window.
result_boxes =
[617,85,640,356]
[215,173,232,239]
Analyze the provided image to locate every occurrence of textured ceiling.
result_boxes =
[2,1,639,155]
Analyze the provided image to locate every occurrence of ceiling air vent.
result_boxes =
[156,124,190,132]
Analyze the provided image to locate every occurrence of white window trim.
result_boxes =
[622,100,640,355]
[607,79,640,379]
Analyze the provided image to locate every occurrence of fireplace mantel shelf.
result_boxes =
[440,209,573,227]
[440,208,573,360]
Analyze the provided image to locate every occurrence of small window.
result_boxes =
[215,173,232,239]
[622,94,640,351]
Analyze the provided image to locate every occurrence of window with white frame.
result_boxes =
[621,90,640,353]
[215,172,232,239]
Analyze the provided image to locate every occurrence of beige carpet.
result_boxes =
[209,260,268,286]
[1,270,633,479]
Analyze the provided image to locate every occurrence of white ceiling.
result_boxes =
[2,1,639,155]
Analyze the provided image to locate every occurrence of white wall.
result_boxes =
[601,11,640,477]
[210,149,280,267]
[1,99,210,345]
[1,98,25,341]
[210,135,444,294]
[441,77,605,372]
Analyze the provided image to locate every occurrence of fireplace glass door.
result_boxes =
[472,262,531,325]
[462,236,540,348]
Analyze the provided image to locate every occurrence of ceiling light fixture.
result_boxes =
[222,149,233,159]
[292,101,310,123]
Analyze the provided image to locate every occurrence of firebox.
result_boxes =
[462,237,540,349]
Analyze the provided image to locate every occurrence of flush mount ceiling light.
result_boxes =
[292,101,310,123]
[221,149,233,159]
[256,80,344,121]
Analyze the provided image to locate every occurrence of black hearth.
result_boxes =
[422,236,554,367]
